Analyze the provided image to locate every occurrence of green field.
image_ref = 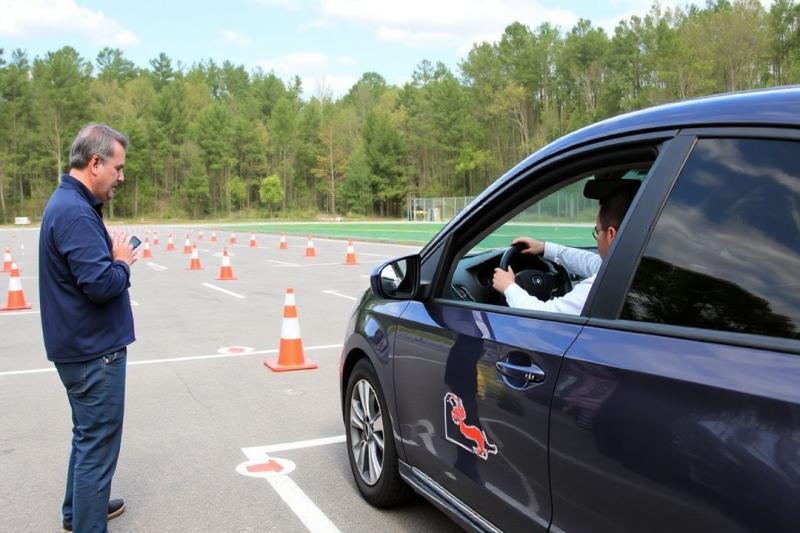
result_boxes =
[218,221,595,249]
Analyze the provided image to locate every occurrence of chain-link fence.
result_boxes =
[406,196,477,222]
[407,180,600,224]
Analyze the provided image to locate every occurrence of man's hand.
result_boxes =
[112,234,138,266]
[492,266,516,293]
[512,236,545,255]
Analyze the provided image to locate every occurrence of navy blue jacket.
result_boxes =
[39,174,135,362]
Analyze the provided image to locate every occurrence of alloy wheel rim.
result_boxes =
[349,379,385,486]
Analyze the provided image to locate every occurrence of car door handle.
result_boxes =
[495,361,546,383]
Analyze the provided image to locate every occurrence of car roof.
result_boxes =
[528,86,800,166]
[424,86,800,255]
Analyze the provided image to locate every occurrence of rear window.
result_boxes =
[621,138,800,340]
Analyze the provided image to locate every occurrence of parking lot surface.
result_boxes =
[0,226,460,533]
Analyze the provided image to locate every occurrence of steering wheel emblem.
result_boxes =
[532,274,544,287]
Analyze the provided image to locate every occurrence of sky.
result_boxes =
[0,0,777,98]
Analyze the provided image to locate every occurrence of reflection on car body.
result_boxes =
[339,88,800,532]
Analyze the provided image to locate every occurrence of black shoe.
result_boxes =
[62,498,125,532]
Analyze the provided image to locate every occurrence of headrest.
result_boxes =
[583,179,642,201]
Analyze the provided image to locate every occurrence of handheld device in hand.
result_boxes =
[129,236,142,249]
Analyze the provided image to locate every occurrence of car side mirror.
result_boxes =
[370,255,420,300]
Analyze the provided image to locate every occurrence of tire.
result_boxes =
[345,358,413,507]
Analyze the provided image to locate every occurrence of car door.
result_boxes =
[392,136,673,531]
[549,133,800,532]
[394,301,583,531]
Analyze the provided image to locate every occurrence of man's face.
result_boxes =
[594,213,616,258]
[90,141,126,202]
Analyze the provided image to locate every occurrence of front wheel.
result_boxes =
[345,359,412,507]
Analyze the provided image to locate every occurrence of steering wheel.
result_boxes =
[499,243,573,301]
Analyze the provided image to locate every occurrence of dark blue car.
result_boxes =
[339,87,800,532]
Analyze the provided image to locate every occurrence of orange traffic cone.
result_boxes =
[211,230,218,242]
[279,235,288,250]
[198,230,204,241]
[153,231,160,245]
[183,234,192,254]
[344,239,358,265]
[249,234,258,248]
[230,232,238,245]
[142,239,153,258]
[2,246,12,272]
[166,233,176,252]
[1,262,32,311]
[305,237,316,257]
[264,288,317,372]
[187,244,203,270]
[216,247,237,280]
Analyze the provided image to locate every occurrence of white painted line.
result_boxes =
[146,261,168,271]
[271,260,383,268]
[266,475,341,533]
[0,227,39,232]
[241,442,343,533]
[0,343,343,377]
[360,275,370,279]
[267,259,300,267]
[295,262,348,267]
[199,248,211,253]
[202,282,245,299]
[265,233,422,250]
[322,290,357,301]
[20,276,38,280]
[129,343,341,367]
[243,435,346,456]
[357,252,391,257]
[130,300,140,307]
[0,310,40,317]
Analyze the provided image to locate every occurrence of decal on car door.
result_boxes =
[444,392,498,460]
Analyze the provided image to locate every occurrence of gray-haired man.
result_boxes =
[39,123,137,532]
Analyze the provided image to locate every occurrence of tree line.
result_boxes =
[1,0,799,221]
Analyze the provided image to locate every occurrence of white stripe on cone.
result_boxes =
[280,317,301,339]
[284,292,296,306]
[9,274,22,291]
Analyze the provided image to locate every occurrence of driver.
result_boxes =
[492,181,639,315]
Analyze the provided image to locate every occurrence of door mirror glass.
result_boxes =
[371,255,420,300]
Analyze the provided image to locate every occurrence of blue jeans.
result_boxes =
[55,349,127,533]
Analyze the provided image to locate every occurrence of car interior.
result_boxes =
[444,160,655,308]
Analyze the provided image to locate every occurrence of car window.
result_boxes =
[468,177,600,254]
[621,138,800,340]
[441,157,651,312]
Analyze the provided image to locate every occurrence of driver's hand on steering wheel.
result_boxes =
[493,266,516,293]
[512,236,545,255]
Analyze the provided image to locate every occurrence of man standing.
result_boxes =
[39,124,137,533]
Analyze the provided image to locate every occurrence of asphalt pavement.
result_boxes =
[0,225,461,533]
